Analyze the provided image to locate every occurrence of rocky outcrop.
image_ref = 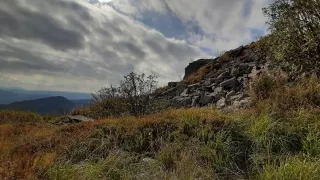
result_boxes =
[158,45,270,110]
[184,59,213,79]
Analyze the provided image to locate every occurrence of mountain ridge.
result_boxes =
[0,96,76,115]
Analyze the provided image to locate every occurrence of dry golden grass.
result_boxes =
[0,119,98,179]
[0,108,230,179]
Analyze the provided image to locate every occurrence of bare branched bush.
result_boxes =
[89,71,166,118]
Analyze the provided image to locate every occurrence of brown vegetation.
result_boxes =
[184,64,211,84]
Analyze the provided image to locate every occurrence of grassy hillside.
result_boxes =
[1,75,319,180]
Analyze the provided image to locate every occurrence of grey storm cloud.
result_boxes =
[0,0,204,92]
[108,0,274,52]
[0,0,91,50]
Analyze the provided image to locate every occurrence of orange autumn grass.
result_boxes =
[0,108,232,179]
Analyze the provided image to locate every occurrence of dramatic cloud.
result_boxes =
[0,0,205,92]
[0,0,274,92]
[107,0,274,54]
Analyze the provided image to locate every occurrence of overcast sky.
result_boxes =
[0,0,273,93]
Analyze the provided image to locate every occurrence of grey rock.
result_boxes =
[226,90,236,99]
[232,97,253,109]
[216,98,226,109]
[199,93,217,105]
[211,83,217,88]
[217,72,228,80]
[192,96,200,107]
[214,87,223,94]
[180,88,190,97]
[193,90,204,96]
[220,77,238,89]
[162,87,177,96]
[64,115,95,123]
[176,82,187,96]
[174,96,192,106]
[203,78,215,86]
[203,85,213,91]
[188,83,201,89]
[238,63,249,71]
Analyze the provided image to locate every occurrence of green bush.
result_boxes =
[257,157,320,180]
[263,0,320,75]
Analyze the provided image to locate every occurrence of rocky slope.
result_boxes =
[158,44,271,109]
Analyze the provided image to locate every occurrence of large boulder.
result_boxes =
[220,77,239,89]
[184,59,212,79]
[199,93,217,105]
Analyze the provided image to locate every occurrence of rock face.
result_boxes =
[184,59,213,79]
[158,45,271,110]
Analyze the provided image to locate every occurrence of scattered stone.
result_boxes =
[216,98,226,109]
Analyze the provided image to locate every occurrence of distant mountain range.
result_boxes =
[0,88,91,115]
[0,96,91,115]
[0,88,91,104]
